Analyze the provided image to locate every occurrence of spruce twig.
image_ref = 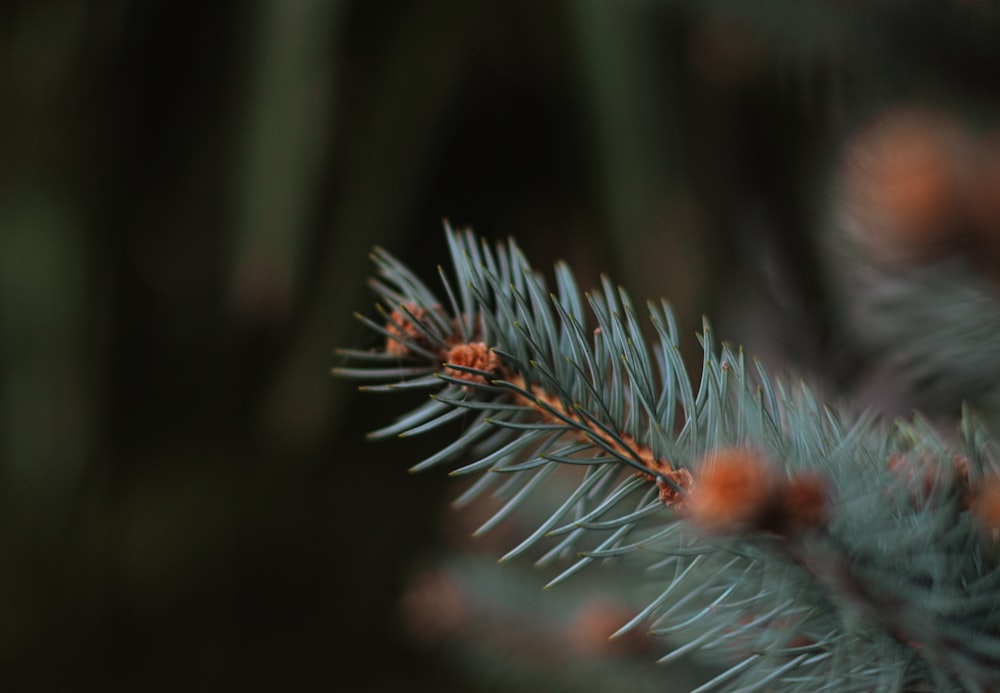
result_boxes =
[335,224,1000,691]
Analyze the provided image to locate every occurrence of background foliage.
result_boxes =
[3,1,1000,690]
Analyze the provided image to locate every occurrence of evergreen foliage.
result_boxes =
[336,225,1000,691]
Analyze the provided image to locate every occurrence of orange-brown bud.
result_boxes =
[778,474,829,533]
[385,303,439,356]
[657,468,694,507]
[840,108,971,263]
[684,448,777,533]
[684,447,830,536]
[444,342,503,386]
[969,476,1000,540]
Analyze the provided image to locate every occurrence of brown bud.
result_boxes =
[969,476,1000,540]
[685,447,830,536]
[684,448,777,533]
[385,303,439,356]
[444,342,503,386]
[657,468,694,507]
[840,108,972,263]
[778,474,829,533]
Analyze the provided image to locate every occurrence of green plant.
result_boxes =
[336,225,1000,692]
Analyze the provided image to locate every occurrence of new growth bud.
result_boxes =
[444,342,504,386]
[969,476,1000,540]
[684,447,829,537]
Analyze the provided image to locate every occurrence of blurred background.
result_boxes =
[4,1,1000,690]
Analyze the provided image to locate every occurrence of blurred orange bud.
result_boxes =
[840,108,972,262]
[969,477,1000,539]
[685,447,777,533]
[685,447,830,536]
[779,474,829,533]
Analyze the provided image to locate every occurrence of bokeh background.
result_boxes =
[4,1,1000,690]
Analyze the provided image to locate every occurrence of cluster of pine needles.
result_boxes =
[336,225,1000,692]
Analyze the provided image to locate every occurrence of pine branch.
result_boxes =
[335,224,1000,691]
